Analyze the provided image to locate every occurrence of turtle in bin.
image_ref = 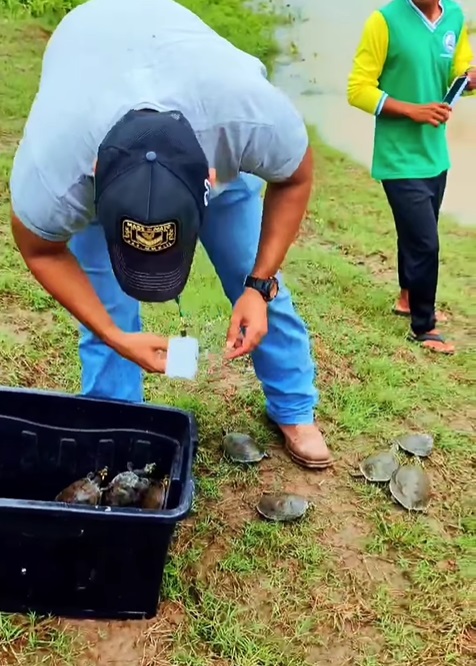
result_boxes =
[55,467,109,505]
[141,475,170,510]
[102,462,157,507]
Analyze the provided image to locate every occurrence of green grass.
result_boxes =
[0,1,476,665]
[0,0,285,71]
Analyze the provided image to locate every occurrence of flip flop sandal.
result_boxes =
[409,332,455,355]
[393,308,411,317]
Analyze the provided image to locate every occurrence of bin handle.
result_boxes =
[20,524,86,540]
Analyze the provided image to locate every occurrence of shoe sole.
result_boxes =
[284,441,334,469]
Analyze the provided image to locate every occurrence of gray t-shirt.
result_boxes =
[10,0,309,242]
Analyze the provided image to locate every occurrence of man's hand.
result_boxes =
[225,289,268,360]
[111,332,169,372]
[467,68,476,91]
[381,98,451,126]
[11,214,170,373]
[406,103,452,127]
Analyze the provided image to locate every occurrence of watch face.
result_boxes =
[268,280,279,300]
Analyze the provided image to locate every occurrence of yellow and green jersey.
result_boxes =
[348,0,474,180]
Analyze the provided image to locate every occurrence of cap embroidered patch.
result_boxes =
[121,219,177,252]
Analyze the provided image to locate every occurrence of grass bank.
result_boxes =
[0,1,475,665]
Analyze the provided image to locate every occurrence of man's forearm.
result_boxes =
[251,151,313,279]
[11,213,123,346]
[251,179,311,278]
[27,250,124,346]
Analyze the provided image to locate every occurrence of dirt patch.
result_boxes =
[139,602,188,666]
[0,321,29,345]
[445,412,476,436]
[0,305,54,344]
[294,212,320,244]
[71,618,152,665]
[0,131,20,153]
[214,483,257,526]
[332,520,369,548]
[305,643,355,666]
[313,335,361,387]
[306,623,384,666]
[357,249,397,283]
[460,625,476,657]
[200,351,257,395]
[21,24,52,43]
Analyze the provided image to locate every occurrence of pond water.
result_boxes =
[274,0,475,226]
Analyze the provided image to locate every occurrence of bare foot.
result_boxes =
[394,291,448,324]
[396,288,409,312]
[395,307,449,323]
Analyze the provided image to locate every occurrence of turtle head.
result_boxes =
[144,463,157,476]
[87,467,109,484]
[98,467,109,481]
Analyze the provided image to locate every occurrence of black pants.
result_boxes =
[382,171,447,335]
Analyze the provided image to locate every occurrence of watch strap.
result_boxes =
[244,275,279,301]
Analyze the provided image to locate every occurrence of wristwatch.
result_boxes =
[244,275,279,302]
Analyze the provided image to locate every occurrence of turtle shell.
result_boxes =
[223,432,267,463]
[256,493,309,522]
[359,451,400,482]
[396,433,434,458]
[141,479,168,510]
[389,465,431,511]
[55,467,108,505]
[102,470,152,507]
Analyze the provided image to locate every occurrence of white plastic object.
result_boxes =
[443,75,470,107]
[165,336,199,380]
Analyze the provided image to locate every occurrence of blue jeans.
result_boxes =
[69,173,318,424]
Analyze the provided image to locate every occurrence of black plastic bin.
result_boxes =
[0,386,197,620]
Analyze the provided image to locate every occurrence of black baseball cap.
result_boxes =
[94,109,210,302]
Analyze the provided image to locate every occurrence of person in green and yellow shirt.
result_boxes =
[348,0,475,355]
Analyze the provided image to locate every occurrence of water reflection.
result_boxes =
[275,0,475,226]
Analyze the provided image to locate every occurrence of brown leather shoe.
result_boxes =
[278,423,334,469]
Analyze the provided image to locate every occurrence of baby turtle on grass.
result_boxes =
[358,451,400,483]
[141,477,169,510]
[102,462,156,508]
[389,464,431,512]
[55,467,109,505]
[395,433,434,458]
[256,493,309,522]
[222,432,268,464]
